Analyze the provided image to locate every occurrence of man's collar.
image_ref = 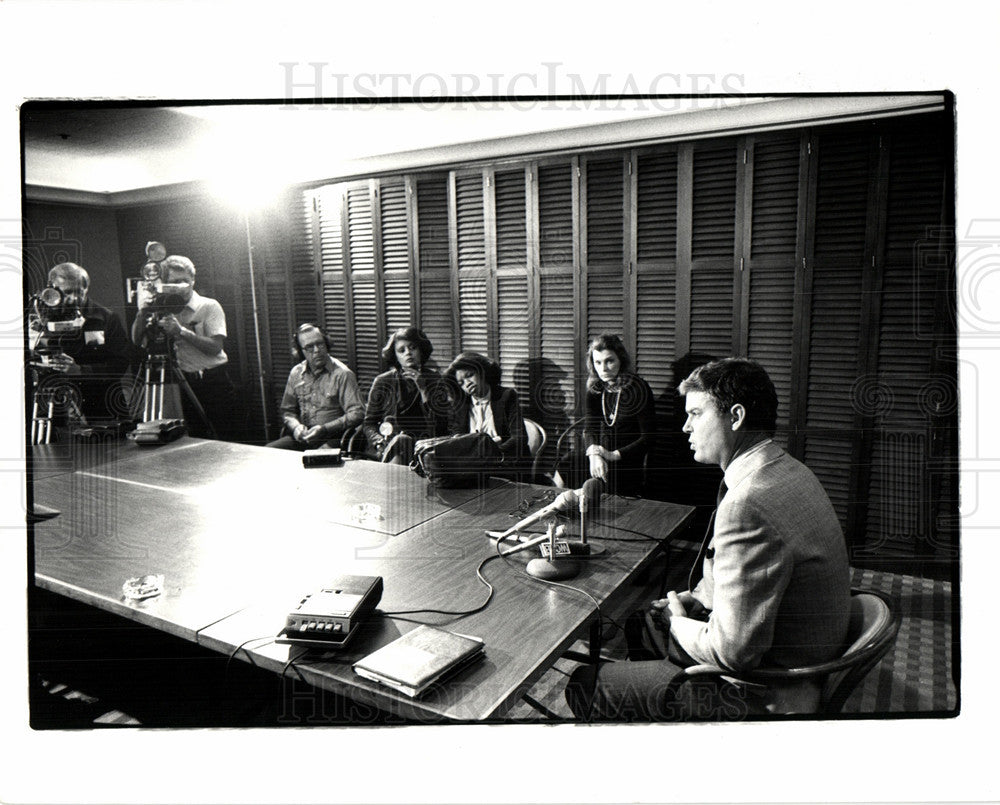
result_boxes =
[723,438,775,490]
[304,354,334,375]
[182,289,201,312]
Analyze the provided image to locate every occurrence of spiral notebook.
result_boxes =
[353,625,485,698]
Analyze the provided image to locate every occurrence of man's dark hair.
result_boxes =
[381,326,434,370]
[679,357,779,436]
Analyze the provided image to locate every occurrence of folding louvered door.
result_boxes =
[299,111,952,561]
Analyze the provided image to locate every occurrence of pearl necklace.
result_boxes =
[602,382,622,427]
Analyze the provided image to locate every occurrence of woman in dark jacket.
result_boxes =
[582,334,656,497]
[363,326,449,464]
[444,351,529,476]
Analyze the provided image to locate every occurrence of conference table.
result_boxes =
[30,436,694,722]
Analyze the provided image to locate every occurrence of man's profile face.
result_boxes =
[298,328,329,371]
[682,390,736,468]
[51,274,87,307]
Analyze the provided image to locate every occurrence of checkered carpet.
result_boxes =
[508,544,958,720]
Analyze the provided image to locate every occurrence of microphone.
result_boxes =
[496,488,580,540]
[571,478,606,556]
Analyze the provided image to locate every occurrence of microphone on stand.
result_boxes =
[569,478,606,556]
[494,488,581,541]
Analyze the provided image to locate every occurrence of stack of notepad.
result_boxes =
[353,625,485,698]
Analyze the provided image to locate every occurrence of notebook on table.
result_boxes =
[353,625,485,698]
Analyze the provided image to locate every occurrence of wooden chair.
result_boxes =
[521,418,547,482]
[661,588,902,715]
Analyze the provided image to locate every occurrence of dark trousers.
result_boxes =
[266,433,342,451]
[564,609,760,721]
[181,365,241,441]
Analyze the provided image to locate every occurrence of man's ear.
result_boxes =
[730,403,746,432]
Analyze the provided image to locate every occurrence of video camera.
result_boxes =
[27,285,86,365]
[126,241,190,318]
[126,241,191,355]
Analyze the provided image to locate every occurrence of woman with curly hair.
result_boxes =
[363,326,449,464]
[582,334,656,497]
[444,351,529,477]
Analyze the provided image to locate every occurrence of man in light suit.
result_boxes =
[566,357,851,720]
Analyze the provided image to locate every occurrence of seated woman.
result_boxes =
[443,351,529,477]
[363,326,448,464]
[583,334,656,497]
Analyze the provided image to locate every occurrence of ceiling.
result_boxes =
[21,100,715,196]
[21,96,945,202]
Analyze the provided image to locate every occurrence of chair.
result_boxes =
[661,588,901,715]
[545,416,585,487]
[521,418,547,482]
[339,423,368,458]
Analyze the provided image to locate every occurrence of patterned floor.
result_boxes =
[507,544,958,721]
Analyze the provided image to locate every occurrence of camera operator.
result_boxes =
[130,254,237,440]
[30,262,132,424]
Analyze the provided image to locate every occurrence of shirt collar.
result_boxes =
[182,289,202,313]
[304,355,334,376]
[723,438,773,490]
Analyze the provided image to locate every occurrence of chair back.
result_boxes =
[820,589,901,713]
[522,418,547,482]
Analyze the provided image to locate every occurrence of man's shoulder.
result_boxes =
[188,290,222,312]
[327,357,357,379]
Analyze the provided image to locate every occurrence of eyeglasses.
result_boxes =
[301,342,326,352]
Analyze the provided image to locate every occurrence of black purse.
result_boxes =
[412,432,504,488]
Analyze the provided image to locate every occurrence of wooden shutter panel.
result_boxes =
[345,183,380,389]
[585,155,625,265]
[636,149,678,262]
[380,181,412,333]
[689,141,737,356]
[583,155,625,343]
[804,125,874,531]
[455,172,488,354]
[316,185,350,367]
[415,175,453,360]
[288,189,319,327]
[747,134,801,439]
[494,168,530,392]
[865,117,949,558]
[536,162,577,428]
[539,273,576,422]
[537,163,573,268]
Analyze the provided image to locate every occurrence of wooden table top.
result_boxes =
[32,437,694,722]
[31,438,488,640]
[197,482,694,721]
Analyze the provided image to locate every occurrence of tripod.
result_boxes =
[132,335,217,439]
[29,367,87,445]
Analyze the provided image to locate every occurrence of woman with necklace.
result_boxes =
[583,333,656,497]
[363,326,449,464]
[444,351,529,477]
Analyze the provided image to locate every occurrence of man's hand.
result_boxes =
[47,353,80,375]
[157,314,182,338]
[291,424,308,443]
[648,591,688,632]
[302,425,327,445]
